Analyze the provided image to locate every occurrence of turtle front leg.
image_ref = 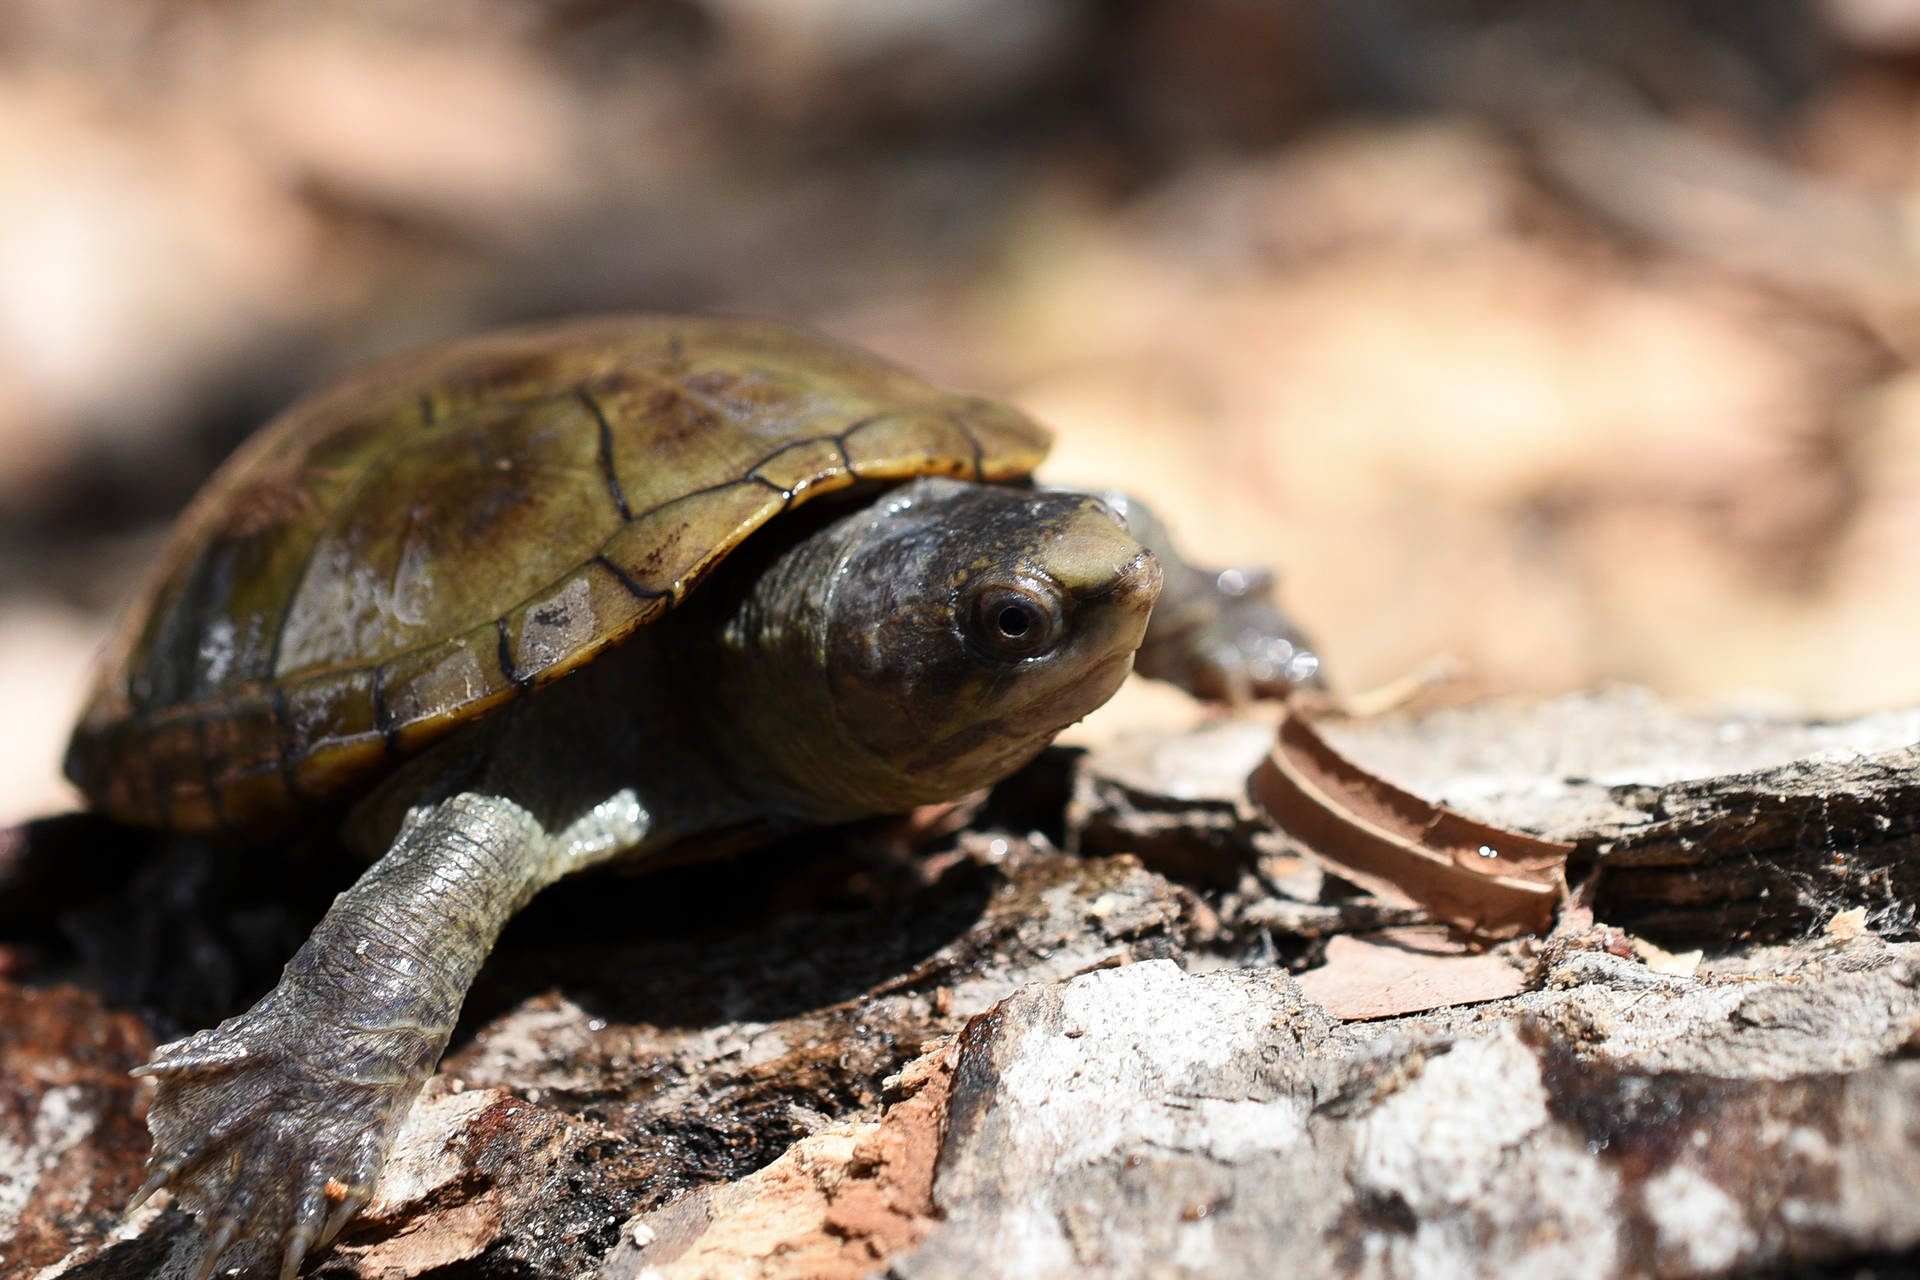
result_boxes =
[1096,490,1323,703]
[131,790,608,1280]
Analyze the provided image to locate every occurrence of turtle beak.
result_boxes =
[1052,503,1163,654]
[1105,547,1162,627]
[1009,504,1162,737]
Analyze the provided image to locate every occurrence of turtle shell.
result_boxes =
[66,316,1050,837]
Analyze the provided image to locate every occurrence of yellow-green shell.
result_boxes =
[66,316,1051,836]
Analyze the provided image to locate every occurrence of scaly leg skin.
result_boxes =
[130,790,613,1280]
[1098,490,1323,703]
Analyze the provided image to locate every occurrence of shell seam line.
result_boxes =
[495,617,533,690]
[189,710,236,836]
[578,386,634,521]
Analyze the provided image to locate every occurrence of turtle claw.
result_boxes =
[278,1230,311,1280]
[127,1165,171,1212]
[321,1191,369,1250]
[190,1221,238,1280]
[132,1032,251,1078]
[274,1178,333,1280]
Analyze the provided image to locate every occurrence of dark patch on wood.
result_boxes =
[1531,1029,1739,1175]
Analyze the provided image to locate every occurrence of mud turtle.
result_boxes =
[65,315,1318,1278]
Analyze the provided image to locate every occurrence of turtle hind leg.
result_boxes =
[127,790,564,1276]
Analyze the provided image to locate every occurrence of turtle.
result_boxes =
[64,314,1320,1279]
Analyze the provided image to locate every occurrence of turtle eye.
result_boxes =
[967,582,1061,662]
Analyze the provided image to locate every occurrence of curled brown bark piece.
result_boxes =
[1249,708,1569,939]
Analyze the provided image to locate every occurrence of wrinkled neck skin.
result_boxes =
[677,511,898,824]
[674,478,1156,825]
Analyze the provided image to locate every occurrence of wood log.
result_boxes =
[7,688,1918,1278]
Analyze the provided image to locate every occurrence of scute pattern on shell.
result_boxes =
[65,316,1050,836]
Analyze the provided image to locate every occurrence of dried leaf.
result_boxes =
[1294,927,1528,1019]
[1248,708,1569,938]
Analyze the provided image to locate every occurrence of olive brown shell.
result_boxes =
[65,316,1050,836]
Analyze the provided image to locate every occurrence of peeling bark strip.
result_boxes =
[1250,709,1569,938]
[1302,690,1920,944]
[1586,743,1920,941]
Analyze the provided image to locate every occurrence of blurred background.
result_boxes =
[6,0,1920,823]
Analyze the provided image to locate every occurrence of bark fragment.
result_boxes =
[900,953,1920,1280]
[1252,708,1570,938]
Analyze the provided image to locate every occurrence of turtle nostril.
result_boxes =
[1120,549,1163,608]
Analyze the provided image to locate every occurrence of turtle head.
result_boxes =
[710,478,1161,820]
[823,479,1163,806]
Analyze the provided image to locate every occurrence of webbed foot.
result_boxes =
[127,790,556,1277]
[1091,490,1322,704]
[131,1004,442,1279]
[1136,564,1323,704]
